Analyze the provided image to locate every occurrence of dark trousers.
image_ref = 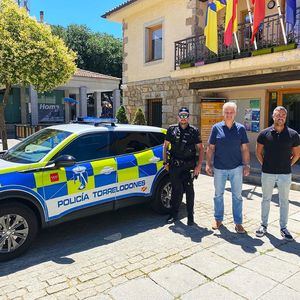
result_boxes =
[169,164,195,218]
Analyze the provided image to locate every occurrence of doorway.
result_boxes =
[267,90,300,132]
[147,99,162,127]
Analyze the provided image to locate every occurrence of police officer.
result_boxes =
[163,107,203,225]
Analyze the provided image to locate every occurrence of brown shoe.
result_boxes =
[235,224,246,234]
[212,220,223,230]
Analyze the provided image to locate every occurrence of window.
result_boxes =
[146,24,162,62]
[58,133,110,162]
[148,132,165,147]
[111,132,151,155]
[3,129,71,164]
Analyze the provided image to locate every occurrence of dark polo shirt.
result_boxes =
[208,121,249,170]
[257,125,300,174]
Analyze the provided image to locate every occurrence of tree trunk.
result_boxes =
[0,84,11,151]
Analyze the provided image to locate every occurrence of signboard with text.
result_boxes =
[38,103,65,123]
[200,100,225,145]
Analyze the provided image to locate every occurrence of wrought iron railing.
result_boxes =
[174,8,300,69]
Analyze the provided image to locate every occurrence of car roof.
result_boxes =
[48,123,165,135]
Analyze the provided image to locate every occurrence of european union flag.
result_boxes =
[286,0,296,29]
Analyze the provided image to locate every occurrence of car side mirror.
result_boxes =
[54,155,76,168]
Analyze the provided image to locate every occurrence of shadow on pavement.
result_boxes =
[0,203,166,276]
[214,225,264,253]
[265,232,300,257]
[168,221,213,243]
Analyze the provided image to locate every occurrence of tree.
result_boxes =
[116,106,129,124]
[132,108,147,125]
[0,0,76,149]
[51,25,122,78]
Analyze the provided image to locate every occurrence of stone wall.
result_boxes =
[122,77,200,128]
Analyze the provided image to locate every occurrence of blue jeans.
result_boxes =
[261,172,291,229]
[213,166,243,224]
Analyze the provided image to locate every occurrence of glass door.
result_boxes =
[282,93,300,133]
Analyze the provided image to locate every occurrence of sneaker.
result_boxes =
[280,228,294,241]
[256,225,267,237]
[166,215,178,224]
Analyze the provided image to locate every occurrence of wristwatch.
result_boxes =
[244,164,250,168]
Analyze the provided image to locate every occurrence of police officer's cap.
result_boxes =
[178,107,189,115]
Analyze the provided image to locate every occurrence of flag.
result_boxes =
[204,0,226,54]
[251,0,265,43]
[216,0,227,10]
[204,2,219,54]
[286,0,296,29]
[224,0,238,46]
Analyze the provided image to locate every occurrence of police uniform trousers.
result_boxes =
[169,161,195,218]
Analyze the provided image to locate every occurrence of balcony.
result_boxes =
[174,8,300,70]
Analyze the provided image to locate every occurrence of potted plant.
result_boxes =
[179,56,195,69]
[273,34,297,53]
[234,49,251,59]
[251,43,273,56]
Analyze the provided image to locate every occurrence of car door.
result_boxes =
[111,131,163,204]
[41,132,117,221]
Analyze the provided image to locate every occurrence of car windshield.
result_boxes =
[2,129,72,164]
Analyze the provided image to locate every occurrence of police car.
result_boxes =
[0,118,171,261]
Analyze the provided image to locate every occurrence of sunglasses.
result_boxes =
[178,114,189,119]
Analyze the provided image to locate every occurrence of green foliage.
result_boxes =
[0,0,77,92]
[132,108,147,125]
[51,24,122,78]
[116,105,129,124]
[0,0,77,149]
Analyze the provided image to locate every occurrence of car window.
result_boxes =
[110,132,151,155]
[58,132,110,162]
[148,132,165,147]
[2,129,71,163]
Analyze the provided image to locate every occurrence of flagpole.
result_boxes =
[246,0,257,50]
[234,32,241,53]
[276,0,288,44]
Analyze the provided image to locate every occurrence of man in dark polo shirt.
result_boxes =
[256,106,300,241]
[206,102,250,233]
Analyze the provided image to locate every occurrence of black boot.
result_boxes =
[187,215,194,226]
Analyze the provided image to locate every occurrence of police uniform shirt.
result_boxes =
[165,124,201,160]
[257,125,300,174]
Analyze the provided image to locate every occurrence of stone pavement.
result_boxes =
[0,174,299,300]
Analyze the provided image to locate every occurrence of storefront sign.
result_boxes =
[38,103,64,123]
[200,100,224,144]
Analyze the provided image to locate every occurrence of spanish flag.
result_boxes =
[251,0,265,43]
[204,0,226,54]
[224,0,238,46]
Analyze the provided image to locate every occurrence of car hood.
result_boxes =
[0,158,24,169]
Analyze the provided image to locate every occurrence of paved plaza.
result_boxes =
[0,172,299,300]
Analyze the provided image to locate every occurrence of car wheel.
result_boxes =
[151,176,172,214]
[0,202,38,262]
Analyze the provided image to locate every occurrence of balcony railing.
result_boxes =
[174,8,300,69]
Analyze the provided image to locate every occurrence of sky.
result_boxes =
[29,0,126,38]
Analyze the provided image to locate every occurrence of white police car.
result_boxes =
[0,118,171,261]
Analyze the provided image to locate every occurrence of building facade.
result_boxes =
[1,69,121,135]
[104,0,300,152]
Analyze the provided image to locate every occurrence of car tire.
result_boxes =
[151,176,172,214]
[0,202,38,262]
